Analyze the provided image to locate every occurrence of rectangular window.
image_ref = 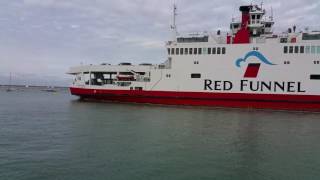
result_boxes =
[208,48,212,54]
[306,46,310,54]
[171,48,175,55]
[176,48,179,55]
[191,73,201,78]
[198,48,202,55]
[317,46,320,54]
[310,75,320,80]
[189,48,193,55]
[311,46,316,54]
[222,47,226,54]
[212,47,216,54]
[217,47,221,54]
[180,48,184,55]
[194,48,198,55]
[289,46,293,53]
[280,38,288,43]
[294,46,299,53]
[300,46,304,53]
[185,48,188,55]
[284,46,288,53]
[167,48,170,55]
[202,48,207,55]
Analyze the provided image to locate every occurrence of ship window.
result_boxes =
[194,48,198,55]
[300,46,304,53]
[306,46,310,54]
[289,46,294,53]
[265,23,272,28]
[180,48,184,55]
[202,48,207,54]
[310,75,320,80]
[252,15,256,19]
[280,38,288,43]
[189,48,193,55]
[167,48,170,55]
[284,46,288,53]
[217,47,221,54]
[222,47,226,54]
[171,48,175,55]
[294,46,299,53]
[208,48,212,54]
[311,46,316,54]
[191,73,201,78]
[302,33,320,40]
[212,47,216,54]
[257,15,261,19]
[135,87,143,91]
[198,48,202,55]
[317,46,320,54]
[185,48,188,55]
[176,48,179,55]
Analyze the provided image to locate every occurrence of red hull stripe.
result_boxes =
[70,87,320,111]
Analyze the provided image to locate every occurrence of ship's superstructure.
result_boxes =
[68,4,320,111]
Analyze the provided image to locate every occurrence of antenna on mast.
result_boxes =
[270,6,274,21]
[170,2,178,40]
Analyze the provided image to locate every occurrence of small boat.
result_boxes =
[6,73,16,92]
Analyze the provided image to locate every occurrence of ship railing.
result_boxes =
[169,31,229,45]
[208,31,228,44]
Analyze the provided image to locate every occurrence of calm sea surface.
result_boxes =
[1,87,320,180]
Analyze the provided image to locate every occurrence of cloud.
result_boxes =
[0,0,319,86]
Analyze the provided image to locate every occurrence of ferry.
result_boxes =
[67,4,320,111]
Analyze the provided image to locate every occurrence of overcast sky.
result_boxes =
[0,0,319,86]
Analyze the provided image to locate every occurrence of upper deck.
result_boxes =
[167,4,320,47]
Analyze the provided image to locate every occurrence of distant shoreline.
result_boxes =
[0,85,68,89]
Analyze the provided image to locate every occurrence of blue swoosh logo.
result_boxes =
[236,51,276,67]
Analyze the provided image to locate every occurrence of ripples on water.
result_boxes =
[0,87,320,180]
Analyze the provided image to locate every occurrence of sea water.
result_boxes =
[0,87,320,180]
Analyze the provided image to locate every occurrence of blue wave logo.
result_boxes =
[236,51,276,67]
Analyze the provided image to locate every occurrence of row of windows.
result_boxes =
[284,45,320,54]
[168,47,226,55]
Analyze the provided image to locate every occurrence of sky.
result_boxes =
[0,0,319,86]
